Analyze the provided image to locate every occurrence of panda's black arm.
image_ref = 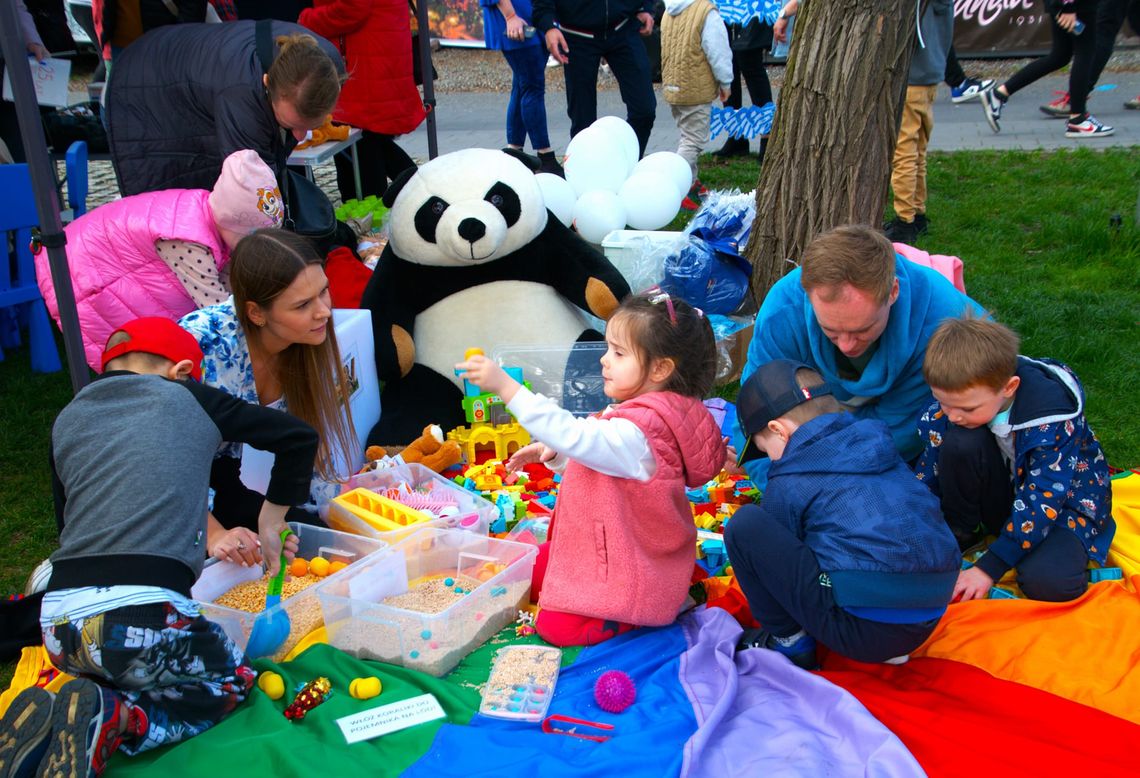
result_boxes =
[540,217,632,318]
[359,248,418,382]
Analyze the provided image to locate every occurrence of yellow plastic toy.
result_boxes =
[349,676,383,700]
[331,487,436,533]
[258,671,285,700]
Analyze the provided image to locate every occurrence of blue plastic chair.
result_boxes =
[64,140,88,219]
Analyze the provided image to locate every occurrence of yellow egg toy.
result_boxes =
[258,671,285,700]
[349,676,382,700]
[309,557,331,577]
[289,557,309,578]
[329,561,348,575]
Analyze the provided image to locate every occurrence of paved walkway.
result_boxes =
[78,71,1140,207]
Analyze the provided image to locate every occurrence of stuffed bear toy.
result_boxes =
[364,425,462,473]
[360,148,631,445]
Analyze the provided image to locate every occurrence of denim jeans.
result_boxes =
[502,43,551,150]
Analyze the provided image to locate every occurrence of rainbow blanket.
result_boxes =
[6,473,1140,776]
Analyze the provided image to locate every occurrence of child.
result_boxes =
[724,359,960,669]
[456,292,725,647]
[0,317,318,777]
[659,0,733,210]
[916,317,1113,603]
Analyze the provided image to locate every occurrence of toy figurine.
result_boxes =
[283,677,333,721]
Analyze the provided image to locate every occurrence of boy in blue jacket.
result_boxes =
[916,317,1113,603]
[724,359,960,670]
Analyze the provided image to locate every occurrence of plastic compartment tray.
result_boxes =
[318,527,537,677]
[328,463,495,543]
[191,522,387,662]
[479,645,562,721]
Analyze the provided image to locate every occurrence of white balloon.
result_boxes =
[619,172,682,230]
[564,131,630,196]
[573,190,627,244]
[535,172,577,227]
[633,152,693,199]
[589,116,639,176]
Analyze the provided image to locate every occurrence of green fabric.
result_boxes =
[109,627,581,776]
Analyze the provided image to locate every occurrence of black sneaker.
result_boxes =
[0,687,53,778]
[883,217,920,245]
[712,137,750,158]
[980,87,1003,133]
[913,212,929,235]
[37,680,127,778]
[738,628,819,671]
[536,150,565,178]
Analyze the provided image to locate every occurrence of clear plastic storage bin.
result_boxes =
[328,463,495,542]
[318,527,537,677]
[492,342,609,417]
[191,522,387,661]
[601,229,684,294]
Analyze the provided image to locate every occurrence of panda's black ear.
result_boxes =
[383,167,418,208]
[501,147,540,172]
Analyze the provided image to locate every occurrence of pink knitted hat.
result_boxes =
[208,150,285,234]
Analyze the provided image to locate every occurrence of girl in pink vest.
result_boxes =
[457,292,726,646]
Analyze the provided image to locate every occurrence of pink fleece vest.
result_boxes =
[37,189,227,370]
[539,392,726,626]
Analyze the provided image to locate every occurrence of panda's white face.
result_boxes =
[388,149,549,267]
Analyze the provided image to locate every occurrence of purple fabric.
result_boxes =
[678,608,926,778]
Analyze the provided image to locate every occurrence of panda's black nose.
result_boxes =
[458,218,486,244]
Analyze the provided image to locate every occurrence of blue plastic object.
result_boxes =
[1089,567,1123,582]
[246,529,294,659]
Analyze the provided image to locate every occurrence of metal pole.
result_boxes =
[414,0,438,159]
[0,0,89,392]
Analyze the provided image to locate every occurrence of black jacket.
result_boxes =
[106,20,342,196]
[532,0,654,34]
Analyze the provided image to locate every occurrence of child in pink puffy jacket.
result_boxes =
[36,149,284,369]
[457,292,726,646]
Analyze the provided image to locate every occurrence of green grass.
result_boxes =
[1,147,1138,687]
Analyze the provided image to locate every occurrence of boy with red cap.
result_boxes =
[0,317,317,778]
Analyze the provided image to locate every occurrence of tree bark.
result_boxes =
[747,0,919,301]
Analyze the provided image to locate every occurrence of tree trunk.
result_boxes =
[747,0,919,301]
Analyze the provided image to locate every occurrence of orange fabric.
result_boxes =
[912,577,1140,725]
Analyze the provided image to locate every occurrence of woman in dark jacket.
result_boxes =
[106,20,344,196]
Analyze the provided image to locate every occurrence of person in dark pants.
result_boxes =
[712,17,772,160]
[916,317,1114,603]
[724,359,959,670]
[943,46,995,103]
[0,0,50,163]
[979,0,1113,138]
[533,0,657,156]
[1040,0,1140,114]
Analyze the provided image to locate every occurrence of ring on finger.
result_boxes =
[237,541,245,550]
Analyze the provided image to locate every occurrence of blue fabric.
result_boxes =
[502,44,551,149]
[481,0,540,51]
[740,255,983,489]
[761,413,960,596]
[915,357,1114,571]
[403,623,695,777]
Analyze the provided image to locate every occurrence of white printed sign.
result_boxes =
[336,694,446,744]
[3,56,71,108]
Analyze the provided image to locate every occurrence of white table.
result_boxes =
[287,126,363,201]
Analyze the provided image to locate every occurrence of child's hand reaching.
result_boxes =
[455,353,521,403]
[506,442,557,472]
[722,437,745,475]
[952,565,993,603]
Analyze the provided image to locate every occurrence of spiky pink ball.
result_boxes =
[594,670,636,713]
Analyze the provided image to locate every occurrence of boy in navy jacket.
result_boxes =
[725,359,960,670]
[916,317,1113,602]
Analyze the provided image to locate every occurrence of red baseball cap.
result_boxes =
[101,317,204,381]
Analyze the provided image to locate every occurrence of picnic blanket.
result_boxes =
[6,472,1140,776]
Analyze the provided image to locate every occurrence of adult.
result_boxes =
[105,20,344,196]
[36,150,284,372]
[739,224,983,488]
[299,0,426,201]
[533,0,657,156]
[480,0,565,176]
[91,0,209,66]
[711,16,773,162]
[179,230,357,537]
[0,0,49,164]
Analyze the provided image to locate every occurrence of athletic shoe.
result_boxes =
[883,655,910,665]
[711,137,750,158]
[36,680,128,778]
[537,151,565,178]
[738,628,819,671]
[1040,91,1071,118]
[913,212,929,235]
[883,217,919,245]
[1065,114,1115,138]
[980,87,1003,133]
[0,687,53,778]
[1125,95,1140,110]
[950,77,995,104]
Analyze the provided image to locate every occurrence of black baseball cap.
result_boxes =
[737,359,833,463]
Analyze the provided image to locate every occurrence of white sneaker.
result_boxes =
[950,77,995,104]
[1065,114,1115,138]
[882,654,910,665]
[979,87,1003,133]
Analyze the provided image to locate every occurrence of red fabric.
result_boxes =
[535,609,638,648]
[818,654,1140,776]
[298,0,426,135]
[325,247,372,309]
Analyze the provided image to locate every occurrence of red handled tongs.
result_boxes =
[541,714,614,742]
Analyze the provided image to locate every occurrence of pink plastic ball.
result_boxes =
[594,670,636,713]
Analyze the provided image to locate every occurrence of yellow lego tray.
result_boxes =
[330,487,435,533]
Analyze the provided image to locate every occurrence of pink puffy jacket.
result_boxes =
[36,189,227,370]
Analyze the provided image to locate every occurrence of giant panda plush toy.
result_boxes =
[361,148,632,445]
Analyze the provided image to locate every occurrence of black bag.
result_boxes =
[42,102,109,154]
[730,17,773,53]
[254,20,338,244]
